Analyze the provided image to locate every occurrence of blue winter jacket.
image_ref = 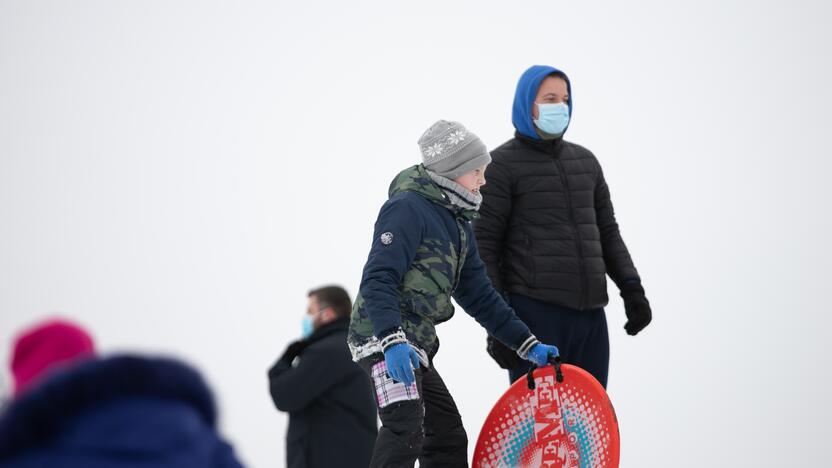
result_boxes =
[348,164,534,360]
[0,355,244,468]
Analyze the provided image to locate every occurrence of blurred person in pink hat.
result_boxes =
[0,318,245,468]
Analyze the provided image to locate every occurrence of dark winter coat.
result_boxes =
[268,318,377,468]
[0,355,244,468]
[476,66,640,311]
[347,164,534,359]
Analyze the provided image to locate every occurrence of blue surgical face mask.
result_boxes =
[533,103,570,136]
[301,315,314,339]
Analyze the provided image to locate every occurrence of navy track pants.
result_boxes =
[507,293,610,388]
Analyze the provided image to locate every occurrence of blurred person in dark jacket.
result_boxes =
[268,285,377,468]
[0,318,245,468]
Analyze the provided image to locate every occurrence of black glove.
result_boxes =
[620,282,652,336]
[280,339,312,363]
[486,335,524,370]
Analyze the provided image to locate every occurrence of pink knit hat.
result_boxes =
[10,318,96,396]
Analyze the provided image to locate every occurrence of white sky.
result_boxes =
[2,1,831,466]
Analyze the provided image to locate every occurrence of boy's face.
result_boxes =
[454,164,488,194]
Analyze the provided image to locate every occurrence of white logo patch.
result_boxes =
[380,232,394,245]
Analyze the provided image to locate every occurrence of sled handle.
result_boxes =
[526,355,564,390]
[552,355,564,383]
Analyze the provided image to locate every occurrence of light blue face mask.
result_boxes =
[301,314,315,339]
[533,103,570,136]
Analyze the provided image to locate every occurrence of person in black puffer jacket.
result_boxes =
[476,65,653,388]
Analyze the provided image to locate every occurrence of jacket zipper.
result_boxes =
[450,216,468,293]
[553,153,586,310]
[431,216,467,327]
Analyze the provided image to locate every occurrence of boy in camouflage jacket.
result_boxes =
[348,120,560,467]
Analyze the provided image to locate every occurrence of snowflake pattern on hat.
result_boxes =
[420,128,469,162]
[447,130,467,145]
[425,142,444,159]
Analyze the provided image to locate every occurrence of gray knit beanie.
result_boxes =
[418,120,491,179]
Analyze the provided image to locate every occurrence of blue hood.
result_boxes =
[512,65,572,139]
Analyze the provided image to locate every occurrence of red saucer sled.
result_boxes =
[472,359,620,467]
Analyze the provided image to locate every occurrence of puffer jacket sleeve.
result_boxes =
[474,157,512,293]
[594,165,640,288]
[268,341,357,413]
[453,222,532,349]
[359,194,425,338]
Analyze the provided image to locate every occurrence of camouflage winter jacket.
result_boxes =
[348,165,534,362]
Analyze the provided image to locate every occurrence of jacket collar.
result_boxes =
[515,130,565,155]
[306,317,349,343]
[389,165,478,220]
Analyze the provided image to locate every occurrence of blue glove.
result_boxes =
[383,343,421,385]
[525,343,560,367]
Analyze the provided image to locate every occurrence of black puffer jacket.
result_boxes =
[475,132,640,310]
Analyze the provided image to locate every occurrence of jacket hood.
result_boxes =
[388,165,445,202]
[388,165,477,219]
[512,65,572,139]
[0,355,219,461]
